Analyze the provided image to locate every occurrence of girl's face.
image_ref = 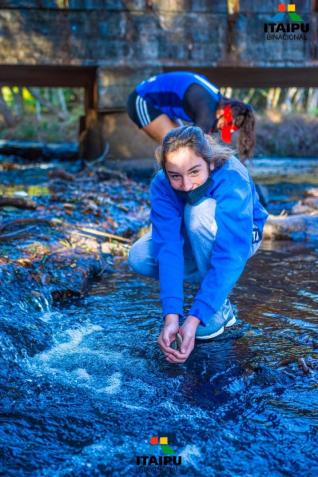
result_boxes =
[165,147,211,191]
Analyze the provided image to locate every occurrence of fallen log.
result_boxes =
[303,198,318,209]
[291,197,318,215]
[95,167,127,182]
[75,227,131,243]
[0,218,53,233]
[0,226,36,242]
[278,356,295,366]
[0,162,20,171]
[304,188,318,198]
[0,197,37,209]
[291,204,316,215]
[0,140,78,160]
[263,213,318,240]
[48,168,75,181]
[298,357,310,375]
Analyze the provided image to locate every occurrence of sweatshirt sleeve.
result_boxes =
[150,176,184,318]
[193,106,217,134]
[189,169,253,325]
[185,84,219,133]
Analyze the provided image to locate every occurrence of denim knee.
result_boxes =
[184,198,217,238]
[128,241,143,274]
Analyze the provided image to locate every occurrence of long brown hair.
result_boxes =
[155,125,234,170]
[220,98,256,161]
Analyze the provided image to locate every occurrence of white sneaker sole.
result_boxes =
[195,325,225,341]
[196,315,237,341]
[225,316,237,328]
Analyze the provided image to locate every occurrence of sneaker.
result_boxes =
[195,299,236,341]
[223,299,237,328]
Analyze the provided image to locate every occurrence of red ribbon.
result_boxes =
[220,105,239,143]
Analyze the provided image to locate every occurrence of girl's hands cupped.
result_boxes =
[158,314,200,364]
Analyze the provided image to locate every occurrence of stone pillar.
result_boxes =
[81,66,161,160]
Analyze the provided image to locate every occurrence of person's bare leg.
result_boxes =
[143,114,179,143]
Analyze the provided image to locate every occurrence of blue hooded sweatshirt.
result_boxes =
[150,156,268,325]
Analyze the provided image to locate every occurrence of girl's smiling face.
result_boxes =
[165,147,212,191]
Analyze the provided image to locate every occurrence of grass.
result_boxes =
[256,112,318,157]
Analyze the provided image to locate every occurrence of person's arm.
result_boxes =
[151,176,193,363]
[150,174,184,318]
[184,83,220,133]
[189,168,254,325]
[193,100,218,133]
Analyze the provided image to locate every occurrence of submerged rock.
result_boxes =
[171,333,183,351]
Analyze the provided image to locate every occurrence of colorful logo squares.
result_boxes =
[150,436,168,445]
[278,3,296,12]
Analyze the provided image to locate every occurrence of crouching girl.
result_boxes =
[128,126,268,364]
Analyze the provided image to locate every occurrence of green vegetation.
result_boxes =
[0,86,317,157]
[222,87,318,157]
[220,86,318,116]
[0,86,84,142]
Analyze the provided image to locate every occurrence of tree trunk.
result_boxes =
[57,88,68,116]
[11,87,24,116]
[27,87,67,120]
[306,88,318,113]
[0,88,16,127]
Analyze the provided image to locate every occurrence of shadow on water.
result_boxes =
[1,242,318,476]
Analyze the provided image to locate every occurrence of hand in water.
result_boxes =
[158,315,200,364]
[157,314,180,359]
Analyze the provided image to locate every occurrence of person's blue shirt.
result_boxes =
[136,71,221,124]
[150,156,268,325]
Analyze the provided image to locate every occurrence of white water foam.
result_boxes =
[38,324,103,362]
[179,444,202,469]
[97,372,121,394]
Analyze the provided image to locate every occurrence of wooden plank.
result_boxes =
[0,65,95,86]
[164,66,318,87]
[0,65,97,111]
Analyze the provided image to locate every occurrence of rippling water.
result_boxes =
[1,242,318,476]
[1,155,318,475]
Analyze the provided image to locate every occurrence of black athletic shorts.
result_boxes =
[127,89,162,129]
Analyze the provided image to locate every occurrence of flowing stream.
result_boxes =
[0,155,318,476]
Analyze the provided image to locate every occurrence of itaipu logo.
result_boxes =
[264,3,309,41]
[136,434,182,467]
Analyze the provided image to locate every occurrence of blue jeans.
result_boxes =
[129,197,260,280]
[128,198,260,320]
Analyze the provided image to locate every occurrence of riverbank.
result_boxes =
[0,156,150,312]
